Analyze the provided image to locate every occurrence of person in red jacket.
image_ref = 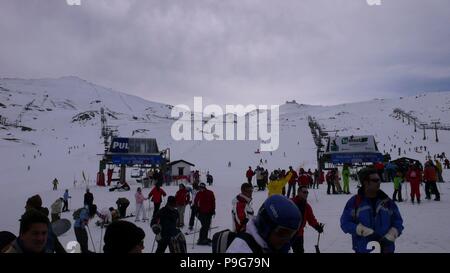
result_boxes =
[232,183,254,232]
[286,166,299,198]
[423,161,440,201]
[148,183,167,219]
[406,164,422,204]
[246,167,255,185]
[175,184,190,227]
[298,168,310,188]
[291,185,324,253]
[194,183,216,245]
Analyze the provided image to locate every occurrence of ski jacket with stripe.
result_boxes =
[340,189,404,253]
[232,193,254,232]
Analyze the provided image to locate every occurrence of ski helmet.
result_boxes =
[254,194,302,241]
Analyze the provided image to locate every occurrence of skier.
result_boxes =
[228,161,231,168]
[175,184,190,228]
[291,186,324,253]
[52,178,59,191]
[444,158,450,169]
[194,183,216,245]
[193,170,200,184]
[83,189,94,207]
[333,168,343,193]
[255,167,264,191]
[434,159,444,182]
[148,183,167,219]
[246,167,255,185]
[340,167,404,253]
[423,161,440,201]
[326,169,337,194]
[73,204,97,253]
[134,187,148,222]
[342,164,351,194]
[188,183,200,231]
[406,163,422,204]
[226,195,301,253]
[151,196,186,253]
[313,169,320,189]
[232,183,254,232]
[50,198,63,223]
[103,220,146,253]
[392,171,403,202]
[298,168,310,190]
[5,210,51,253]
[286,166,298,198]
[62,189,71,212]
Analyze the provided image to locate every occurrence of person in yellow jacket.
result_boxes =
[267,171,293,197]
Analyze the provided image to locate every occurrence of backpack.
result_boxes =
[212,229,263,253]
[72,208,84,220]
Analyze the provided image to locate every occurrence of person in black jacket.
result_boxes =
[151,196,186,253]
[84,189,94,207]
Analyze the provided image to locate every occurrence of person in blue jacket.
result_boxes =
[340,167,404,253]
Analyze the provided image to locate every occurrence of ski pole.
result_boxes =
[99,222,104,253]
[209,216,213,239]
[315,232,321,254]
[86,224,97,253]
[151,236,156,253]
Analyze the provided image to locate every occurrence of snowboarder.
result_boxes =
[148,183,167,219]
[340,167,404,253]
[151,196,186,253]
[232,183,254,232]
[291,186,324,253]
[226,195,301,253]
[175,184,190,228]
[103,220,145,253]
[134,187,148,222]
[62,189,71,212]
[194,183,216,245]
[52,178,59,191]
[50,198,64,223]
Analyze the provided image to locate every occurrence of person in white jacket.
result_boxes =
[135,187,148,222]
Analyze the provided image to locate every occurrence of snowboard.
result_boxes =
[52,218,72,237]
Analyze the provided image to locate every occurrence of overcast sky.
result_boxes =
[1,0,450,107]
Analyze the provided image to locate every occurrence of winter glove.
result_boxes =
[356,223,374,237]
[315,223,324,234]
[383,227,399,242]
[151,224,162,235]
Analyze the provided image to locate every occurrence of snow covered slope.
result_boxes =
[1,76,449,253]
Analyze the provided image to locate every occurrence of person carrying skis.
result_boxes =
[286,166,298,198]
[226,195,302,253]
[291,186,324,253]
[134,187,148,222]
[62,189,71,212]
[232,183,254,232]
[148,183,167,219]
[246,167,255,185]
[175,184,190,227]
[340,167,404,253]
[194,183,216,245]
[151,196,186,253]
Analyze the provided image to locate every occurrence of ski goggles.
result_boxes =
[273,226,298,240]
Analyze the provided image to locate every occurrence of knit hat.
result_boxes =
[103,221,145,253]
